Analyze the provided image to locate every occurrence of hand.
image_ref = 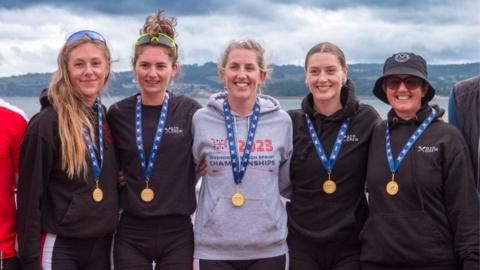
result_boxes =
[118,171,126,187]
[198,158,207,176]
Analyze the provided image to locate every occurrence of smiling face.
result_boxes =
[220,48,266,106]
[383,75,427,119]
[305,52,347,109]
[134,46,177,99]
[67,42,109,105]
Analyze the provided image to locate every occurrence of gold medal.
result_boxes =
[323,172,336,194]
[92,180,103,202]
[140,179,154,202]
[231,192,245,207]
[92,188,103,202]
[386,181,399,196]
[141,188,154,202]
[386,173,399,196]
[323,179,336,194]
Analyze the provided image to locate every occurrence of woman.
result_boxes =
[192,39,292,270]
[17,30,118,270]
[360,52,480,269]
[107,10,201,269]
[286,42,380,270]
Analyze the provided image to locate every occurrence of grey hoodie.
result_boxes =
[192,92,293,260]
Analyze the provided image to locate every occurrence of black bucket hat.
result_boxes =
[372,52,436,104]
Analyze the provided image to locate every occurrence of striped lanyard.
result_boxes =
[223,100,260,184]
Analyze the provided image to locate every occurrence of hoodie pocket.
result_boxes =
[360,211,452,264]
[60,193,94,225]
[200,196,284,249]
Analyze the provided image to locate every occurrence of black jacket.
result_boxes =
[287,80,381,243]
[107,92,201,218]
[360,105,480,269]
[17,103,119,270]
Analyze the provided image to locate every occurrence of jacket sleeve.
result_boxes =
[279,115,293,199]
[17,133,55,270]
[447,89,459,127]
[442,142,480,269]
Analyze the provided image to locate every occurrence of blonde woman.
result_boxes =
[192,39,292,270]
[17,30,118,270]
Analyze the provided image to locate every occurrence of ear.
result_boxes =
[342,66,348,85]
[171,63,178,77]
[219,68,226,83]
[259,70,267,83]
[422,84,429,97]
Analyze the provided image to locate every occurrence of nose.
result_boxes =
[146,66,157,77]
[237,67,247,78]
[397,81,409,91]
[84,64,94,77]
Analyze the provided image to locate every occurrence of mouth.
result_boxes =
[234,81,250,88]
[395,94,412,100]
[144,80,161,86]
[315,84,333,91]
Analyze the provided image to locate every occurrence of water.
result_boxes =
[0,95,449,120]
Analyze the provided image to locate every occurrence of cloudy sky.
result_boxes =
[0,0,478,77]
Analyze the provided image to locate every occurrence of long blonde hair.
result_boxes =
[48,37,112,179]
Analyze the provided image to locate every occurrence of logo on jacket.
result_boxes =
[417,145,439,153]
[164,126,183,135]
[343,134,359,142]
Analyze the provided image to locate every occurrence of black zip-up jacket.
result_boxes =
[107,92,201,218]
[17,102,119,270]
[287,80,381,243]
[360,105,480,269]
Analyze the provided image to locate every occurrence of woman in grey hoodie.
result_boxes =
[192,39,293,270]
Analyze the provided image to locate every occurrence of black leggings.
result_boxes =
[288,230,361,270]
[1,256,20,270]
[41,234,111,270]
[114,213,194,270]
[195,254,287,270]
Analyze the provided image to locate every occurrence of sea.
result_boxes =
[0,95,449,120]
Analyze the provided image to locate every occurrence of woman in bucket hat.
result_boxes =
[360,52,479,270]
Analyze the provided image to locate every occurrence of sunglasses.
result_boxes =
[135,33,177,57]
[384,76,424,90]
[66,30,106,44]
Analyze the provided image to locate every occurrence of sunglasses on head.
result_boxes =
[384,76,424,90]
[66,30,106,44]
[135,33,177,57]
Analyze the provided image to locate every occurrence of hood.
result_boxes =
[387,104,445,126]
[301,78,359,121]
[207,91,281,116]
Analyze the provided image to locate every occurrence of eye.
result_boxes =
[227,64,239,71]
[156,63,167,69]
[309,69,319,75]
[139,62,149,69]
[73,62,84,68]
[326,68,337,74]
[245,65,257,72]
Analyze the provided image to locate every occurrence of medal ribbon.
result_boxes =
[305,114,350,174]
[83,98,104,180]
[223,100,261,184]
[135,94,169,180]
[386,109,436,174]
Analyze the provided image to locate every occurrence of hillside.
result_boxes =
[0,62,478,97]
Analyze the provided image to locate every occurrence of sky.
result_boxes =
[0,0,478,77]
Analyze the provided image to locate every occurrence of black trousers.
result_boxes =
[114,213,194,270]
[195,254,287,270]
[287,229,361,270]
[41,234,111,270]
